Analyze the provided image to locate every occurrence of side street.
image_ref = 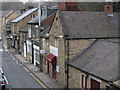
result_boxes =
[1,1,120,89]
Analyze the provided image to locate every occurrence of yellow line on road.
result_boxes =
[22,66,30,73]
[22,66,48,89]
[29,73,48,89]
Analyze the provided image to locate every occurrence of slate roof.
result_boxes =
[40,27,50,38]
[28,9,56,25]
[59,11,119,39]
[11,8,38,23]
[68,40,120,82]
[0,11,9,17]
[27,16,39,25]
[28,11,56,38]
[1,10,13,18]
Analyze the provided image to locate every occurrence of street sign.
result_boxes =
[40,50,46,54]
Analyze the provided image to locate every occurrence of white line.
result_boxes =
[4,76,9,84]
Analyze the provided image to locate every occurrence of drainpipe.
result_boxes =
[64,38,69,88]
[66,40,69,88]
[31,39,34,64]
[38,1,42,72]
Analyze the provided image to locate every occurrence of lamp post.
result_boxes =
[36,0,43,71]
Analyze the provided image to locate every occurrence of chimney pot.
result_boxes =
[104,3,113,16]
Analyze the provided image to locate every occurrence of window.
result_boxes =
[42,39,46,49]
[55,38,59,47]
[35,49,39,62]
[31,14,35,19]
[28,28,31,38]
[29,45,32,55]
[106,85,110,90]
[81,74,87,89]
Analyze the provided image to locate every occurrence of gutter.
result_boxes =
[65,37,120,40]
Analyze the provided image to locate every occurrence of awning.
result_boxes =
[46,54,56,63]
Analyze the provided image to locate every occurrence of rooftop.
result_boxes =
[11,8,38,23]
[69,40,120,82]
[59,11,119,39]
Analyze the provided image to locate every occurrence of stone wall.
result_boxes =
[69,66,110,89]
[47,11,95,87]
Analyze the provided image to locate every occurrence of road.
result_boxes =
[0,42,43,89]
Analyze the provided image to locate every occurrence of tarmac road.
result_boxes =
[1,42,43,89]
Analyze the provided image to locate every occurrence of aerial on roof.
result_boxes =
[11,8,38,23]
[68,40,120,82]
[59,11,119,39]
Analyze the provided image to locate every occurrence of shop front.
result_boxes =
[46,54,57,79]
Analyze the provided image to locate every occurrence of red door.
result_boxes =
[91,79,100,90]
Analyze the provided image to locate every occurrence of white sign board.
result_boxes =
[40,50,46,54]
[50,46,58,57]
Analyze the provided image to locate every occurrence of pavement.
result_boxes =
[8,48,63,89]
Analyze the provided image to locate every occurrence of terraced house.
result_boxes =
[1,10,19,48]
[27,6,57,69]
[11,8,38,57]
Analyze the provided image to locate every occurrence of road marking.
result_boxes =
[22,66,48,89]
[29,73,48,89]
[22,66,30,73]
[4,76,9,84]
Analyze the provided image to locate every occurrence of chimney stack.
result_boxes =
[104,2,113,16]
[20,6,26,14]
[58,2,83,11]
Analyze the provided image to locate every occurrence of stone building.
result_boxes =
[41,2,119,88]
[1,10,19,48]
[27,6,57,68]
[11,8,38,56]
[41,2,93,87]
[68,40,120,89]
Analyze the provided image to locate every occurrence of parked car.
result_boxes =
[0,67,6,89]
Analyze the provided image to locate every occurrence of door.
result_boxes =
[52,63,56,79]
[91,78,100,90]
[24,43,26,57]
[47,62,49,74]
